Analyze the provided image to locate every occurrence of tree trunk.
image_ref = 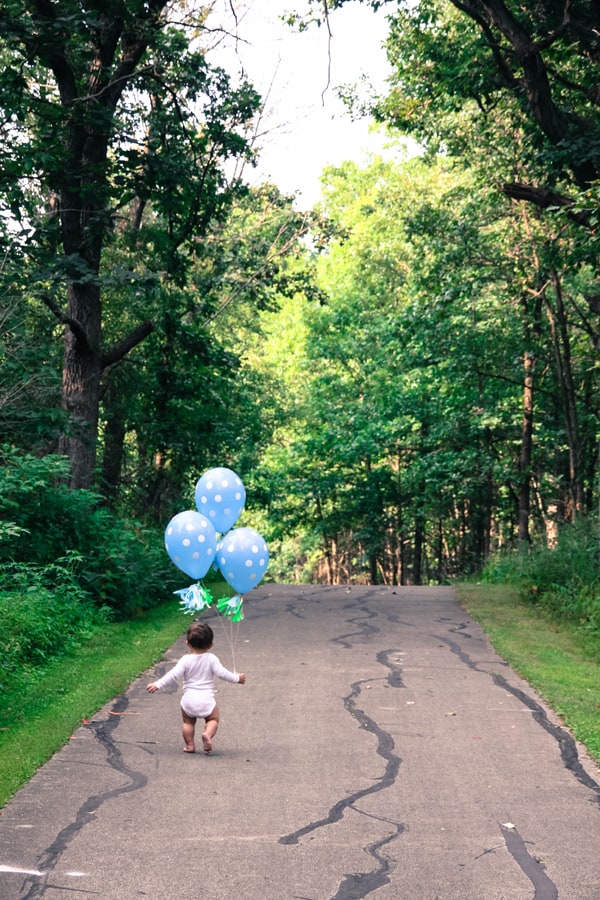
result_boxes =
[598,438,600,565]
[391,452,405,585]
[435,517,443,580]
[413,511,424,585]
[101,377,127,504]
[545,271,582,518]
[57,281,102,489]
[368,551,377,585]
[28,3,168,489]
[518,351,535,543]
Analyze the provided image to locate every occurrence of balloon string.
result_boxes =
[212,607,240,673]
[229,620,239,673]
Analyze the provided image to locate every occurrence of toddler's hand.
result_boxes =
[238,673,246,684]
[146,683,158,693]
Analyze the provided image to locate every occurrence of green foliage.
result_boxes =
[482,520,600,633]
[0,447,179,616]
[252,156,524,582]
[96,184,316,522]
[381,1,507,149]
[0,599,188,807]
[0,558,102,692]
[248,138,600,586]
[380,0,600,191]
[3,0,600,604]
[0,1,267,491]
[0,286,63,453]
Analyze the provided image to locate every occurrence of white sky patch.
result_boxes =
[208,0,398,207]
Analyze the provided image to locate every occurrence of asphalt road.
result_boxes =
[1,584,599,900]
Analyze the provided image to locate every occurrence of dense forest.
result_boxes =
[2,0,600,635]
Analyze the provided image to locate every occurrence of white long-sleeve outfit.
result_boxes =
[153,651,240,718]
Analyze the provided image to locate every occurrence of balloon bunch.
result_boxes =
[164,467,269,621]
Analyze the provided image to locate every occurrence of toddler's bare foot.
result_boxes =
[201,732,212,754]
[183,742,195,753]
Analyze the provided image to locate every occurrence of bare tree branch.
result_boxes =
[41,294,90,348]
[101,321,154,370]
[502,182,592,228]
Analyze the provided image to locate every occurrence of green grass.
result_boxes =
[0,601,188,808]
[457,582,600,765]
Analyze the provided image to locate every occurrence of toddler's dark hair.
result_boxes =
[186,622,213,650]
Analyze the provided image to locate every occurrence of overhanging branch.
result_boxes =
[41,294,90,349]
[100,321,154,370]
[503,182,592,227]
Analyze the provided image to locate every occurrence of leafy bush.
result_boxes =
[0,447,180,617]
[482,519,600,633]
[0,449,100,565]
[0,559,104,691]
[77,510,182,618]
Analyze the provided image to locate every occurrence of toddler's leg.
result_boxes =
[201,705,220,754]
[181,710,196,752]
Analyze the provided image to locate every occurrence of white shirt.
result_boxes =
[153,651,240,718]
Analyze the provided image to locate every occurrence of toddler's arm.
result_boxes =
[146,658,184,693]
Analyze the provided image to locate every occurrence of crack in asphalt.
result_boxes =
[491,669,600,802]
[500,825,558,900]
[19,694,148,899]
[436,622,600,899]
[330,820,406,900]
[331,606,380,650]
[435,629,600,805]
[279,597,406,899]
[377,648,406,688]
[282,601,599,898]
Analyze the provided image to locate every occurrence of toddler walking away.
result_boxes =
[147,621,245,754]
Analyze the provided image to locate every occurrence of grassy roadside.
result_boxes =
[456,582,600,766]
[0,600,188,808]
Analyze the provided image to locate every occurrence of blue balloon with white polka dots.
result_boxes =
[164,510,217,580]
[218,527,269,595]
[194,467,246,534]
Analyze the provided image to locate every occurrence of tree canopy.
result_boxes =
[4,0,600,593]
[242,0,600,582]
[0,0,262,488]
